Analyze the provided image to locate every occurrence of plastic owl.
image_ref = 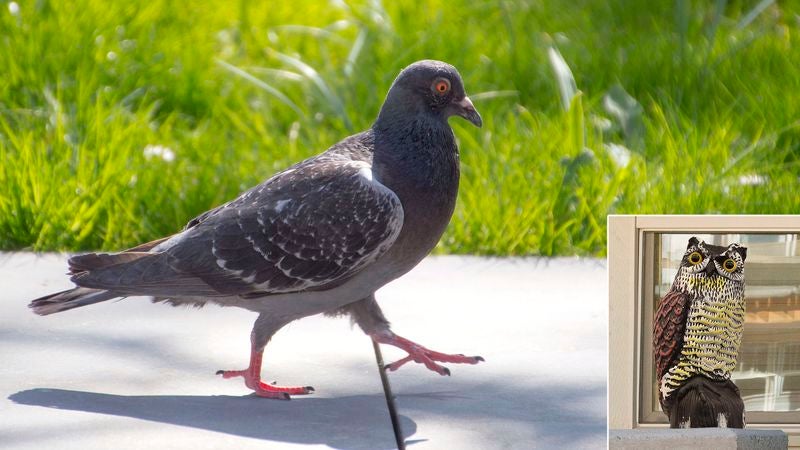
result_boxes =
[653,236,747,428]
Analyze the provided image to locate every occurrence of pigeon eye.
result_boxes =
[688,252,703,265]
[432,78,450,95]
[723,259,737,272]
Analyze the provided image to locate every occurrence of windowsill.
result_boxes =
[632,423,800,448]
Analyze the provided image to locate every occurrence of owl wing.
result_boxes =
[653,289,691,382]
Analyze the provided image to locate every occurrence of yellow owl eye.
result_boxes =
[688,252,703,265]
[723,258,737,272]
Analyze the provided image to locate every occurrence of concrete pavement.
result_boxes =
[0,253,607,449]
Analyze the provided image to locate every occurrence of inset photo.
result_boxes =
[609,215,800,449]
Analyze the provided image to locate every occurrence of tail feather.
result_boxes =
[68,252,152,275]
[67,236,171,275]
[32,240,173,316]
[29,287,118,316]
[668,376,745,428]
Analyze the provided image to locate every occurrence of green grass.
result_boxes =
[1,0,800,256]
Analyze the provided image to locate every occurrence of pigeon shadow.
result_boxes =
[9,388,416,450]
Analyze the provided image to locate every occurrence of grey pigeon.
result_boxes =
[30,59,484,399]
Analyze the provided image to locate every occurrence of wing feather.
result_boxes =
[653,289,691,382]
[71,155,403,299]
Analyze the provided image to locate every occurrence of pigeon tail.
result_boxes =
[29,287,118,316]
[68,251,152,275]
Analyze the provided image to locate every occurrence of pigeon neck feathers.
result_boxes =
[371,118,459,195]
[367,117,459,266]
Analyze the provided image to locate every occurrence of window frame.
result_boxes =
[608,215,800,445]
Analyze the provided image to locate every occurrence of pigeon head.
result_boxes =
[376,60,482,128]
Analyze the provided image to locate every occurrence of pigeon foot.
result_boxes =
[371,331,484,376]
[216,369,314,399]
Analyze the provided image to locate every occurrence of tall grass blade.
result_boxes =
[273,25,350,45]
[215,59,304,116]
[270,50,353,129]
[547,46,578,111]
[470,91,519,101]
[603,85,644,150]
[737,0,775,29]
[674,0,690,60]
[345,28,367,77]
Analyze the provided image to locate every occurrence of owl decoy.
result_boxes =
[653,236,747,428]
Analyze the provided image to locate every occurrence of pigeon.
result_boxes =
[30,59,485,399]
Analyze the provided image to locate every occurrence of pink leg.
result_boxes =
[216,341,314,400]
[371,331,484,376]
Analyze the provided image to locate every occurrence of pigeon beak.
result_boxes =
[455,96,483,128]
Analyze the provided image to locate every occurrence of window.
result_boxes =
[609,216,800,444]
[640,232,800,423]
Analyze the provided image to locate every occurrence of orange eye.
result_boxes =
[433,78,450,94]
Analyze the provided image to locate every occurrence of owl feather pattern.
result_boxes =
[653,236,747,428]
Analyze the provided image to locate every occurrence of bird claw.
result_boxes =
[216,368,314,398]
[253,391,291,400]
[216,369,247,380]
[373,332,484,376]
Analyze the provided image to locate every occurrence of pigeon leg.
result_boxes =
[340,294,484,376]
[371,330,484,375]
[216,314,313,399]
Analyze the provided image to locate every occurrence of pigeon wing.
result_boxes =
[70,159,404,298]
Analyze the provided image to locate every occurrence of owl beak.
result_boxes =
[455,96,482,128]
[705,259,719,275]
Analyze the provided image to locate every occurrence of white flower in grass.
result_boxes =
[288,122,300,142]
[738,174,767,186]
[143,144,175,163]
[604,143,631,168]
[8,2,19,16]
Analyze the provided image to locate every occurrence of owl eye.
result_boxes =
[432,78,450,95]
[688,252,703,265]
[722,258,737,273]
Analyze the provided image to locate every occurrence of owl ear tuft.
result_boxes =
[687,236,700,249]
[737,246,747,261]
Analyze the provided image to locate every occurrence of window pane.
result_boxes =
[653,233,800,413]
